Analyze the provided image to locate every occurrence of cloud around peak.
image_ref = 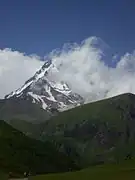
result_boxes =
[0,37,135,103]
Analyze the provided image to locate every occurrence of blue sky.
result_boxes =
[1,0,135,100]
[0,0,135,57]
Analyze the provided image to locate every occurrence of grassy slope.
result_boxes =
[0,120,79,177]
[41,93,135,130]
[0,98,51,123]
[6,93,135,169]
[1,93,135,177]
[30,159,135,180]
[37,93,135,167]
[8,119,41,139]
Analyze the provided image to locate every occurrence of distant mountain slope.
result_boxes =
[0,98,51,123]
[0,120,79,176]
[37,93,135,166]
[41,93,135,129]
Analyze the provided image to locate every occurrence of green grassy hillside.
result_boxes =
[38,93,135,167]
[30,159,135,180]
[0,120,79,178]
[1,93,135,178]
[41,93,135,129]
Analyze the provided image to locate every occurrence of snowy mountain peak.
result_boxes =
[5,60,84,112]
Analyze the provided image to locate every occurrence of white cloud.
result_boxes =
[0,37,135,104]
[0,48,43,98]
[46,37,135,102]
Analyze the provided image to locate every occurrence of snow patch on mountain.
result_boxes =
[7,81,32,98]
[28,92,48,110]
[5,60,84,112]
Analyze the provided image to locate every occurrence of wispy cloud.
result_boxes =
[47,37,135,102]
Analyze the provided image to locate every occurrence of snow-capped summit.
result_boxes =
[5,60,84,112]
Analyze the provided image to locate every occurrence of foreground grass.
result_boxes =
[30,160,135,180]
